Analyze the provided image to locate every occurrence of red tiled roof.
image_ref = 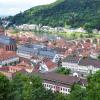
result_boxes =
[0,49,17,61]
[42,58,57,69]
[16,61,32,69]
[0,68,27,79]
[9,66,23,71]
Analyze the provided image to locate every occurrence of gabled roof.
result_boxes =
[42,58,57,69]
[63,55,80,64]
[0,67,27,79]
[79,57,100,68]
[0,35,16,45]
[38,72,87,86]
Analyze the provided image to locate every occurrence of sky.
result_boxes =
[0,0,56,16]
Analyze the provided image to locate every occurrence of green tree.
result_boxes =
[87,71,100,100]
[56,67,71,75]
[55,92,68,100]
[11,0,100,30]
[68,84,87,100]
[10,73,43,100]
[0,73,10,100]
[10,73,28,100]
[97,55,100,61]
[32,87,55,100]
[22,75,43,100]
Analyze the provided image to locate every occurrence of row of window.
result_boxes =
[43,83,70,92]
[64,66,95,72]
[1,61,19,67]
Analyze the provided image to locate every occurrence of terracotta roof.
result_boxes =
[0,66,9,71]
[56,39,67,48]
[0,68,27,79]
[0,49,17,61]
[33,64,40,72]
[42,58,57,69]
[16,61,32,69]
[0,61,32,77]
[31,55,39,60]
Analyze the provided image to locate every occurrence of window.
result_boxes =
[51,85,53,88]
[68,88,70,92]
[54,86,55,88]
[43,83,46,87]
[49,85,50,88]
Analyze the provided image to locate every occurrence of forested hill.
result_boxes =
[11,0,100,30]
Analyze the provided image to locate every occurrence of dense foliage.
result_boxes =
[69,84,87,100]
[56,67,71,75]
[87,71,100,100]
[0,73,10,100]
[11,0,100,30]
[0,70,100,100]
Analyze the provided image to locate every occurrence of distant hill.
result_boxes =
[11,0,100,30]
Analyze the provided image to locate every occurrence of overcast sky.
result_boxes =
[0,0,56,16]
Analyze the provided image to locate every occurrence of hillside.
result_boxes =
[11,0,100,30]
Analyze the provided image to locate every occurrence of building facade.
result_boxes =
[0,50,19,67]
[0,35,17,51]
[38,72,87,94]
[62,56,100,76]
[17,43,61,63]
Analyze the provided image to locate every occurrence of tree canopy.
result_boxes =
[87,70,100,100]
[0,73,10,100]
[11,0,100,30]
[0,70,100,100]
[56,67,71,75]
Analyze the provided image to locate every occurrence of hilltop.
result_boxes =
[11,0,100,30]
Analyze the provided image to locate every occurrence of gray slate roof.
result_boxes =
[17,43,57,58]
[63,55,100,68]
[79,57,100,68]
[63,55,80,64]
[0,35,16,45]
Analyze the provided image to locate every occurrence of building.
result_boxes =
[0,49,19,67]
[78,57,100,74]
[5,61,33,74]
[17,43,46,59]
[39,48,61,62]
[0,61,33,79]
[37,72,87,94]
[0,35,17,51]
[14,61,34,73]
[62,55,100,77]
[0,66,27,79]
[17,43,61,62]
[16,24,40,31]
[37,58,58,73]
